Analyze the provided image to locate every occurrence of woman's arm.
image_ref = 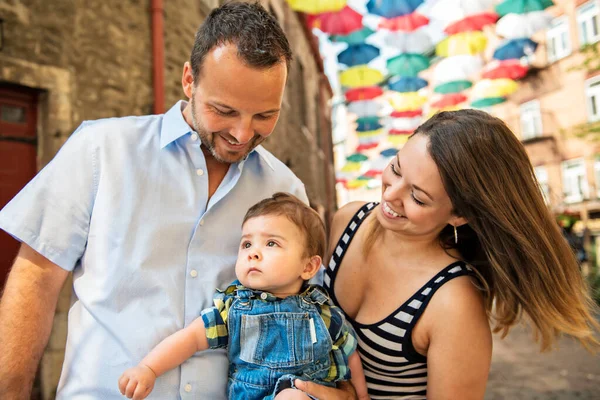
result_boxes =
[425,277,492,400]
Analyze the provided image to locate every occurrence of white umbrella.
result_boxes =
[381,30,434,54]
[347,100,385,118]
[427,0,494,24]
[496,11,553,39]
[433,55,484,85]
[385,116,423,131]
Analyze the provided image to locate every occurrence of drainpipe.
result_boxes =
[151,0,165,114]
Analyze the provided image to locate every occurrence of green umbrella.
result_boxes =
[346,153,369,162]
[331,27,376,45]
[434,80,473,94]
[495,0,554,17]
[471,97,506,108]
[387,53,430,77]
[357,175,373,181]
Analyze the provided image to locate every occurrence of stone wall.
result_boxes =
[0,1,334,398]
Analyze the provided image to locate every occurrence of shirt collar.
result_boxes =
[159,100,275,171]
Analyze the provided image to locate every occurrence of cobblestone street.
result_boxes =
[485,319,600,399]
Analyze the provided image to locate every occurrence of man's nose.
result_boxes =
[231,117,255,144]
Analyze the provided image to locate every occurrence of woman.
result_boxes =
[303,110,599,399]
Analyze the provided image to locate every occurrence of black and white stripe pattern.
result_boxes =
[325,202,473,399]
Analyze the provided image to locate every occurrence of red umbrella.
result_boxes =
[306,6,363,35]
[430,93,467,109]
[378,12,429,31]
[444,12,499,35]
[481,59,529,80]
[364,169,382,178]
[389,129,413,135]
[391,109,423,118]
[345,86,384,102]
[356,142,379,151]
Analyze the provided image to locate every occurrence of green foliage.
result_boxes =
[569,43,600,73]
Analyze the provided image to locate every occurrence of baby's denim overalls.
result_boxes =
[226,286,336,399]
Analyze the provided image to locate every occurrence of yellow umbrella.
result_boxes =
[347,179,370,189]
[426,104,463,118]
[286,0,346,14]
[388,135,410,146]
[388,92,427,112]
[471,78,519,99]
[340,66,385,88]
[341,162,362,173]
[436,32,487,57]
[356,128,384,138]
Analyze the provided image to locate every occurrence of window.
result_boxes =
[546,17,571,62]
[585,76,600,122]
[520,100,543,139]
[534,166,550,204]
[562,158,589,203]
[577,1,600,46]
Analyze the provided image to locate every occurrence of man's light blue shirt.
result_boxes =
[0,101,308,399]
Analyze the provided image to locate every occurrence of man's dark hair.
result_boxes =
[190,1,292,81]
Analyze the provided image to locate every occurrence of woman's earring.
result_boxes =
[454,225,458,244]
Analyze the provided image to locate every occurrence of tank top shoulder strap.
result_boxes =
[323,202,378,294]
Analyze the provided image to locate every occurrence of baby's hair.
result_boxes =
[243,192,326,259]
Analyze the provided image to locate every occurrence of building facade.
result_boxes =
[492,0,600,267]
[0,1,335,398]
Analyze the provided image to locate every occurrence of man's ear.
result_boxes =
[182,61,195,99]
[300,255,322,280]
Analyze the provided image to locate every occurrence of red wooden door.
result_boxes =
[0,87,38,290]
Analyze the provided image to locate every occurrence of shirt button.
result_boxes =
[190,270,198,278]
[260,293,268,300]
[184,384,192,392]
[199,219,205,226]
[190,133,198,141]
[196,169,204,176]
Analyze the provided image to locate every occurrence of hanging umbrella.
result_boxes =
[347,178,370,189]
[356,142,380,151]
[389,76,428,92]
[387,53,430,76]
[341,162,363,172]
[471,78,519,98]
[495,11,552,39]
[380,148,399,157]
[481,59,529,80]
[307,6,363,35]
[331,27,376,44]
[367,0,424,18]
[427,104,463,117]
[345,86,384,101]
[338,43,381,67]
[389,92,428,111]
[340,66,385,87]
[347,99,384,117]
[346,153,369,162]
[285,0,346,14]
[471,97,507,107]
[427,0,495,23]
[391,109,423,117]
[436,31,487,57]
[356,116,383,131]
[430,93,467,108]
[387,133,411,146]
[433,55,483,84]
[388,115,423,131]
[378,12,429,31]
[383,30,433,54]
[493,38,538,60]
[495,0,554,17]
[444,12,499,34]
[434,80,472,94]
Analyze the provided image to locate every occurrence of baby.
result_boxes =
[118,192,368,399]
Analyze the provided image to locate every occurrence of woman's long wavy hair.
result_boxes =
[365,109,599,351]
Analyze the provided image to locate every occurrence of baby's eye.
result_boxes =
[242,241,251,249]
[267,241,277,247]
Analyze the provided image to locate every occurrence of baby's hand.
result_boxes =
[118,364,156,399]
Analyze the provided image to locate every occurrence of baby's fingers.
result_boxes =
[132,382,150,400]
[118,374,130,395]
[125,378,139,398]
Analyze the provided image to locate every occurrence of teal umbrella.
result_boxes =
[495,0,554,17]
[346,153,369,162]
[471,97,506,108]
[434,80,473,94]
[387,53,430,77]
[331,27,375,45]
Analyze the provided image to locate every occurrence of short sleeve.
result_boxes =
[0,122,98,271]
[201,289,235,349]
[325,305,357,381]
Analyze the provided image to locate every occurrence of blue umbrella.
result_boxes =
[493,38,538,60]
[388,76,428,93]
[366,0,424,18]
[338,43,380,67]
[380,148,398,157]
[356,116,383,132]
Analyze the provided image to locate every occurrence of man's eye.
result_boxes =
[215,108,235,116]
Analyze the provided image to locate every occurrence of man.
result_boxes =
[0,3,353,399]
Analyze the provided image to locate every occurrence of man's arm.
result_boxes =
[348,352,369,400]
[0,244,70,399]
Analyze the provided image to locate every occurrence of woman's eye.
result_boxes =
[390,163,401,176]
[267,241,277,247]
[411,193,425,206]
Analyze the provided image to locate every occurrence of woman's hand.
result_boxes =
[118,364,156,399]
[294,379,358,400]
